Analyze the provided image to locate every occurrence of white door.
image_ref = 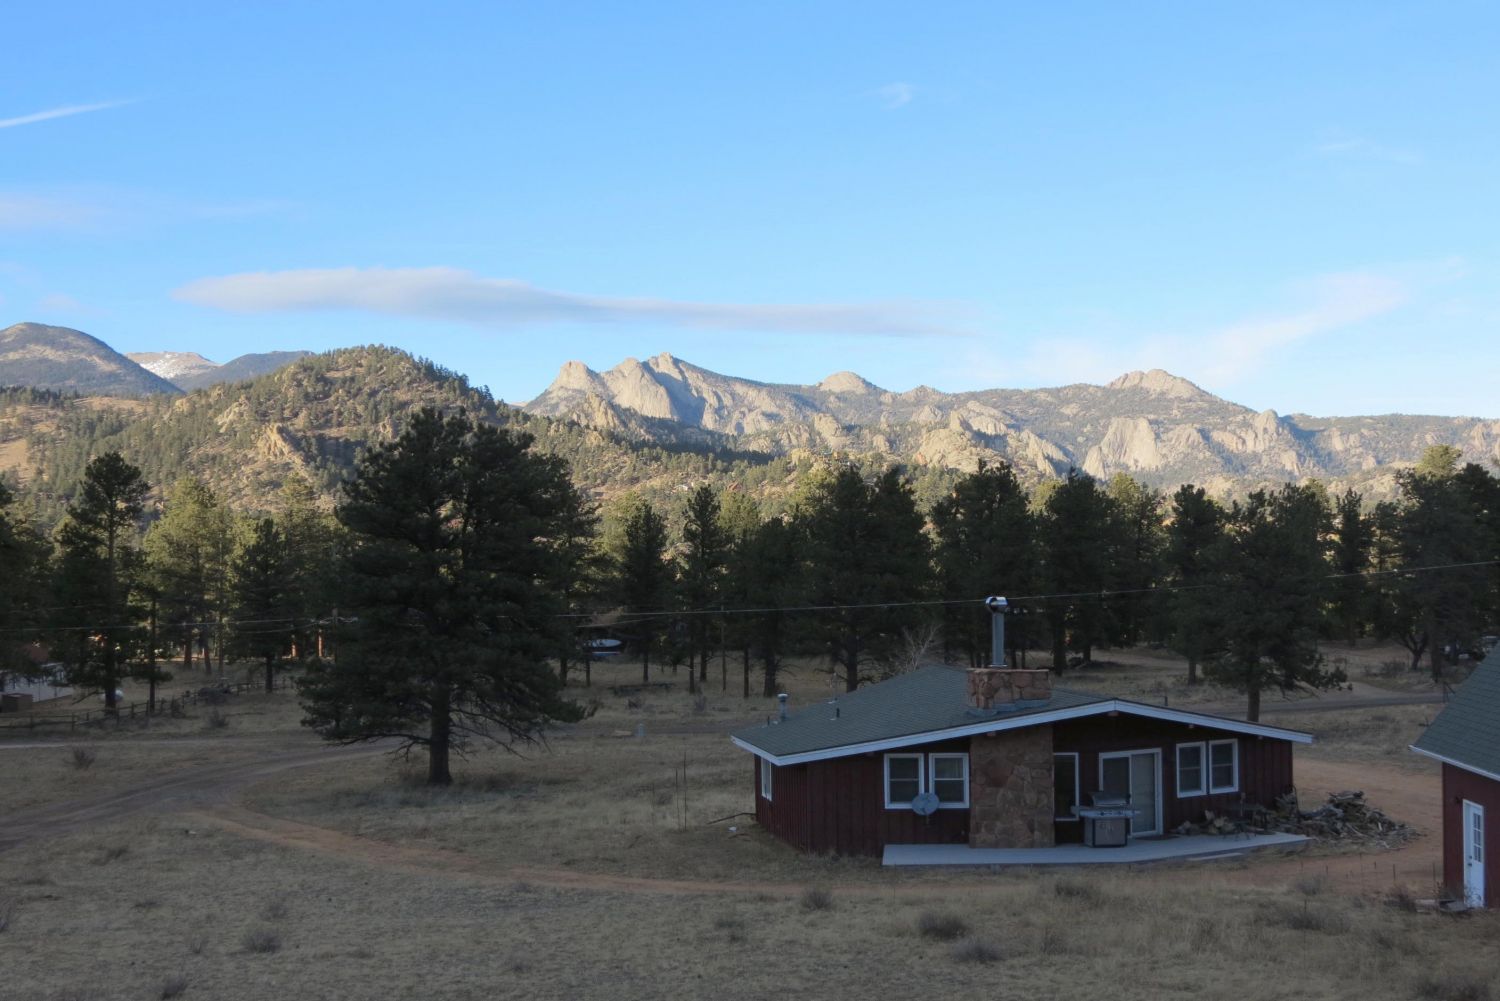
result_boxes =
[1462,800,1485,908]
[1099,750,1162,838]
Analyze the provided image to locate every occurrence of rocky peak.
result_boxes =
[818,371,880,394]
[1107,369,1215,401]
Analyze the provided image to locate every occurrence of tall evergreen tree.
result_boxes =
[1327,489,1375,647]
[551,480,607,687]
[742,515,806,697]
[613,498,672,683]
[298,409,582,785]
[278,477,341,659]
[229,517,294,693]
[145,478,232,677]
[1037,469,1118,670]
[800,465,931,691]
[0,482,49,693]
[930,462,1035,668]
[1164,484,1226,684]
[1204,484,1342,720]
[52,452,149,709]
[677,484,728,691]
[1105,474,1166,647]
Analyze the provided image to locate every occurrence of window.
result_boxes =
[929,754,969,808]
[1176,742,1206,797]
[1209,740,1238,793]
[760,757,774,802]
[884,754,923,808]
[1054,753,1080,820]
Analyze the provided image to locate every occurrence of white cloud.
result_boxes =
[1314,134,1421,165]
[952,270,1416,392]
[0,100,133,130]
[872,82,915,110]
[0,194,106,230]
[173,266,966,338]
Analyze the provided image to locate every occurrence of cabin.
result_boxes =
[1410,650,1500,908]
[731,665,1312,858]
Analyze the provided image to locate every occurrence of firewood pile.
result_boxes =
[1173,790,1415,846]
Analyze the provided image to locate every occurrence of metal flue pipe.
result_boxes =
[986,596,1009,668]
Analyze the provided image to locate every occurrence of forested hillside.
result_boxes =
[0,346,958,530]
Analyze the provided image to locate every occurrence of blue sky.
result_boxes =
[3,3,1497,417]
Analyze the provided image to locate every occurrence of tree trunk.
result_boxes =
[1051,622,1067,672]
[428,684,453,786]
[743,644,751,699]
[184,631,193,677]
[1247,686,1261,723]
[264,653,275,694]
[1187,654,1199,685]
[641,643,650,685]
[102,627,118,710]
[147,599,159,711]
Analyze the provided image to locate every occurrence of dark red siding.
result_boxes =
[1440,763,1500,906]
[751,716,1298,857]
[752,739,970,856]
[1052,716,1295,843]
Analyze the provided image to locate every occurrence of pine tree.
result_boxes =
[677,484,728,692]
[614,498,672,684]
[1038,469,1118,670]
[144,478,232,677]
[742,515,806,696]
[298,409,583,786]
[800,465,931,691]
[230,517,294,693]
[930,462,1035,668]
[1106,474,1165,647]
[52,452,149,709]
[1163,484,1225,684]
[551,480,607,687]
[0,482,49,693]
[1327,489,1374,647]
[1204,484,1342,721]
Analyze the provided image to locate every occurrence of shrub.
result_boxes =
[1387,887,1420,913]
[241,928,281,954]
[71,746,97,770]
[96,845,129,865]
[714,913,748,943]
[1269,902,1351,934]
[205,709,229,729]
[916,911,969,941]
[1053,879,1102,903]
[691,694,709,713]
[187,934,208,956]
[261,897,289,921]
[160,974,189,999]
[1292,875,1326,897]
[800,887,833,912]
[951,938,1001,964]
[0,897,15,933]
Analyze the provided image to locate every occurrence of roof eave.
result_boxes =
[1409,744,1500,784]
[734,699,1313,766]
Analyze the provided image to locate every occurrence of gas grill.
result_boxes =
[1075,793,1136,847]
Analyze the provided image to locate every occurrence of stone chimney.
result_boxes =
[966,668,1052,710]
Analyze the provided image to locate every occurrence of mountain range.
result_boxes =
[0,323,309,395]
[3,324,1498,525]
[525,353,1500,496]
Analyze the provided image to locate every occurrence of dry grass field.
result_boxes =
[1,645,1492,1001]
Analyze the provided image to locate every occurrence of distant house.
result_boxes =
[1411,651,1500,907]
[731,665,1311,858]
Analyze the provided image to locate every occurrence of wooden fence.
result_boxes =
[0,676,296,732]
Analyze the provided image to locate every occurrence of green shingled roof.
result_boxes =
[1413,649,1500,780]
[731,666,1108,759]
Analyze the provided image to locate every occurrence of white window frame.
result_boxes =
[927,753,970,809]
[883,753,925,809]
[1175,741,1207,798]
[760,757,774,802]
[1208,739,1239,794]
[1054,752,1081,821]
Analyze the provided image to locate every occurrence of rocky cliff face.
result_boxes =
[526,356,1500,494]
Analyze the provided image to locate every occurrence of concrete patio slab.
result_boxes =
[882,832,1309,867]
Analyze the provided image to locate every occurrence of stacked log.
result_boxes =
[1172,790,1415,847]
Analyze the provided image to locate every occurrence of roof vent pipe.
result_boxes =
[777,693,789,721]
[985,596,1009,668]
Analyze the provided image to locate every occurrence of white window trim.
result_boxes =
[927,753,970,809]
[1208,739,1239,794]
[883,752,925,809]
[1176,742,1207,798]
[760,756,774,802]
[1054,752,1081,821]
